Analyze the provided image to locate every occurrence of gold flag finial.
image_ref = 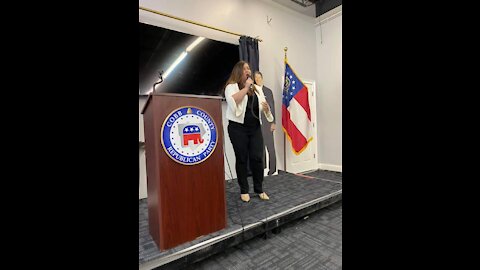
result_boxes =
[284,47,288,63]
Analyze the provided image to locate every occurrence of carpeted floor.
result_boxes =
[139,169,342,269]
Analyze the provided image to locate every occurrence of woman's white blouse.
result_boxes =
[225,83,274,124]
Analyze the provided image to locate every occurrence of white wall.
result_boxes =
[315,6,342,171]
[139,96,148,199]
[138,1,342,198]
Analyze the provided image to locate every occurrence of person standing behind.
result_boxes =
[224,61,274,202]
[254,71,277,176]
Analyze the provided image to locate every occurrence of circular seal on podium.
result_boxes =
[161,107,218,165]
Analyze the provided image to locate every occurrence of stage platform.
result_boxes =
[139,170,342,270]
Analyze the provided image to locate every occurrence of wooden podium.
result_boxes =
[141,93,226,250]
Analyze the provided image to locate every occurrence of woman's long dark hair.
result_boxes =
[223,60,248,94]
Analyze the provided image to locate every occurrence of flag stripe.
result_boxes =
[293,86,311,121]
[288,98,310,140]
[282,104,308,153]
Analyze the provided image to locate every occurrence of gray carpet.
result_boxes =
[303,169,343,183]
[139,170,342,269]
[185,201,342,270]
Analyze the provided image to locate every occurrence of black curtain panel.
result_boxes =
[239,36,259,74]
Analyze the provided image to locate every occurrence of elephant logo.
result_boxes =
[180,124,205,146]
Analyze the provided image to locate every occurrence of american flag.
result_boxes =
[282,62,312,155]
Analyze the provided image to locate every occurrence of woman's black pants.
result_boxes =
[228,121,264,194]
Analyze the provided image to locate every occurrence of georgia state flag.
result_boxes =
[282,62,312,155]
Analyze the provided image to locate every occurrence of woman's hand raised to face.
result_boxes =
[245,77,254,89]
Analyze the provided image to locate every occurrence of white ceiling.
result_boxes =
[271,0,317,17]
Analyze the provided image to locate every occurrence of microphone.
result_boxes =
[246,74,255,93]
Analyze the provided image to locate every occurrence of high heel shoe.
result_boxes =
[240,194,250,202]
[259,192,270,200]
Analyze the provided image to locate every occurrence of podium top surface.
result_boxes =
[141,92,224,114]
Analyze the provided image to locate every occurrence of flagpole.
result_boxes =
[283,47,288,173]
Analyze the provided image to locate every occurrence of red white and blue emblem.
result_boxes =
[161,107,218,165]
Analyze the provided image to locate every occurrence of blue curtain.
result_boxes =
[239,36,260,73]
